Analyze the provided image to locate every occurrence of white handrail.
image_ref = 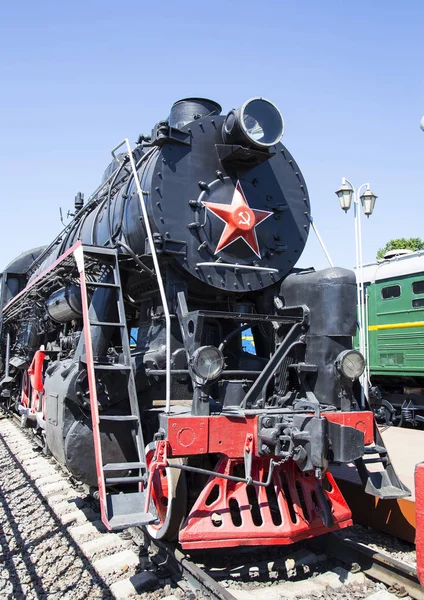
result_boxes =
[308,216,334,268]
[115,139,172,413]
[196,262,279,273]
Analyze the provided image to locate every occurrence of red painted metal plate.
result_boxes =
[166,411,374,458]
[324,411,374,445]
[179,456,352,549]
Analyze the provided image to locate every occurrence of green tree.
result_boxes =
[376,238,424,260]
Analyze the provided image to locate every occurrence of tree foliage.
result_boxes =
[376,238,424,260]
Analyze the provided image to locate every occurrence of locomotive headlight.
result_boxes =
[335,350,365,380]
[223,97,284,149]
[189,346,224,384]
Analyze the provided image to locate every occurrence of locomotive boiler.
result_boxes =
[0,97,409,548]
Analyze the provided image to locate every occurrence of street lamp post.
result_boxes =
[335,178,377,406]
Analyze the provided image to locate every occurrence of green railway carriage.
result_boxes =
[361,251,424,425]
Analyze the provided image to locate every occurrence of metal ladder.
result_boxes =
[74,244,158,530]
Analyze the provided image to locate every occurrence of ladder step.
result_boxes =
[108,511,158,529]
[86,281,120,288]
[81,246,118,256]
[106,491,159,530]
[364,445,387,455]
[363,457,389,465]
[90,321,126,327]
[99,415,139,422]
[80,356,130,371]
[103,462,145,471]
[94,364,131,371]
[105,476,145,485]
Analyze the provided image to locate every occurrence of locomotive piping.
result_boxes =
[4,332,10,380]
[115,240,155,277]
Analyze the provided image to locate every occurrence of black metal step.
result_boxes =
[103,462,145,471]
[85,281,120,288]
[90,321,126,327]
[363,457,389,465]
[93,363,131,371]
[82,246,118,257]
[105,476,145,485]
[364,445,387,455]
[99,415,139,422]
[106,491,158,529]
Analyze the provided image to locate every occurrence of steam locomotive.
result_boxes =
[0,97,409,548]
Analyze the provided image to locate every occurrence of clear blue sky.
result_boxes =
[1,0,423,272]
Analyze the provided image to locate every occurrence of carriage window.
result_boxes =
[413,298,424,308]
[6,276,20,298]
[412,281,424,294]
[381,285,401,300]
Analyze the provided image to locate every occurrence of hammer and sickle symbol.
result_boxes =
[238,211,251,226]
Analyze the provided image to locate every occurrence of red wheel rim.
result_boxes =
[146,448,170,530]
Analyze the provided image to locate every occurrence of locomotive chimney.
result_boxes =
[74,192,84,213]
[169,98,222,129]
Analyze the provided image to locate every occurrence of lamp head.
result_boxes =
[335,181,354,212]
[360,188,377,217]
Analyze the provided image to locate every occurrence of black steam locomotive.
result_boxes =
[0,97,408,548]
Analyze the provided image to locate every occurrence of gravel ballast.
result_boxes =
[0,419,113,599]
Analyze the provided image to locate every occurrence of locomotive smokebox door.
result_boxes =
[145,100,311,292]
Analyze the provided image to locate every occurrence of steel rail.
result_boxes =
[317,533,423,600]
[146,536,237,600]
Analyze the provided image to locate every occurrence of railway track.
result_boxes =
[316,534,423,600]
[0,413,421,600]
[144,536,238,600]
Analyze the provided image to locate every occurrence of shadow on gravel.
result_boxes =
[0,432,113,599]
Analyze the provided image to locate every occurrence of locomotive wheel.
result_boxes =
[145,443,187,541]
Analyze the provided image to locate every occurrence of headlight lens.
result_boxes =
[241,98,284,147]
[222,97,284,149]
[190,346,224,383]
[336,350,365,380]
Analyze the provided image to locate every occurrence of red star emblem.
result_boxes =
[203,181,273,258]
